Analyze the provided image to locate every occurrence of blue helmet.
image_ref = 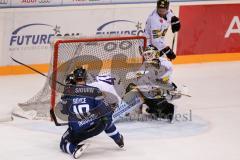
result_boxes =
[73,67,87,81]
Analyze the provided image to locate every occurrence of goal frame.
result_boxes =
[51,35,147,111]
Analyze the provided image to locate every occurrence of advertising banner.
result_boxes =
[0,0,156,7]
[1,0,157,8]
[0,3,179,71]
[62,0,111,5]
[3,4,155,65]
[177,4,240,55]
[0,0,10,7]
[111,0,155,3]
[11,0,61,7]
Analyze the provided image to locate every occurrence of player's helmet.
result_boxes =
[73,67,87,81]
[157,0,169,9]
[65,73,76,85]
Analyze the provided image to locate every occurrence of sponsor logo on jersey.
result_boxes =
[9,23,81,51]
[96,20,144,35]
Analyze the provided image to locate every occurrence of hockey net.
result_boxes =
[13,35,146,120]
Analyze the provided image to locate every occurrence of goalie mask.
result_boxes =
[142,46,160,62]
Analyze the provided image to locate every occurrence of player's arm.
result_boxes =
[144,16,152,47]
[157,57,173,83]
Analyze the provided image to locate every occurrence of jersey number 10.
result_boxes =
[73,104,90,117]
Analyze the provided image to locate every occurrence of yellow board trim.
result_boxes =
[1,53,240,76]
[0,64,49,76]
[173,53,240,64]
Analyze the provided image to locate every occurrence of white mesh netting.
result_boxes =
[13,35,146,120]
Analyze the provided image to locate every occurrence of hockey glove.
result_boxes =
[171,16,181,33]
[160,46,176,60]
[156,76,170,84]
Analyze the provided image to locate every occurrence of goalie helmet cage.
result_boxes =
[13,35,147,120]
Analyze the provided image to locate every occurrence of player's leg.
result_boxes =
[60,128,78,155]
[60,136,89,159]
[104,120,124,148]
[72,120,108,158]
[60,120,107,159]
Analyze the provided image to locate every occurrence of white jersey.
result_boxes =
[135,57,173,98]
[88,75,125,105]
[144,9,175,51]
[138,57,173,83]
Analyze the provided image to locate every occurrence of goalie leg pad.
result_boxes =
[158,101,174,122]
[144,98,174,121]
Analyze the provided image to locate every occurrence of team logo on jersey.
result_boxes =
[96,20,144,35]
[152,29,168,39]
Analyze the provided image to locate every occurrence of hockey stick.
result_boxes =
[171,33,176,51]
[149,85,192,98]
[50,109,68,126]
[11,57,66,87]
[169,90,192,98]
[11,57,67,126]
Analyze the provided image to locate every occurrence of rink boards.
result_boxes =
[0,1,240,75]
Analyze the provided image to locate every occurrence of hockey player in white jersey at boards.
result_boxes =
[144,0,180,60]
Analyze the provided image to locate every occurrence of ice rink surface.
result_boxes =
[0,61,240,160]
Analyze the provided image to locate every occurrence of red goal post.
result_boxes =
[50,35,147,113]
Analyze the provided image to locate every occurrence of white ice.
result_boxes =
[0,61,240,160]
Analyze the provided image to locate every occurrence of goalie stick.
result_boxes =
[112,88,144,122]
